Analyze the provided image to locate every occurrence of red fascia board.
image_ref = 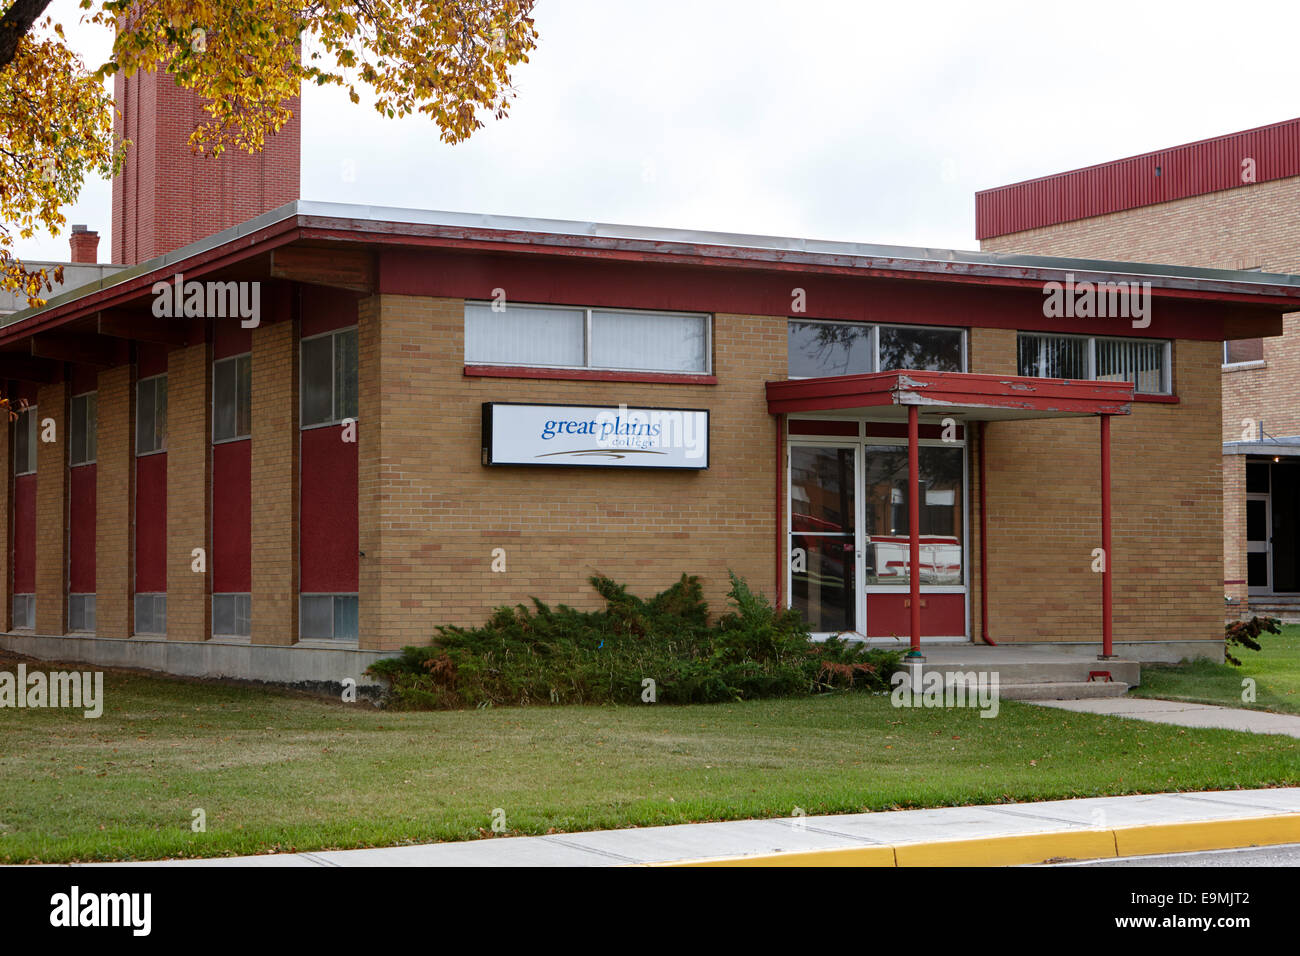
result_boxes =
[766,371,1133,416]
[0,220,301,348]
[300,222,1300,312]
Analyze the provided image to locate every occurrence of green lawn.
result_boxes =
[1133,624,1300,715]
[1,651,1297,864]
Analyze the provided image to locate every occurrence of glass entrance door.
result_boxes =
[789,444,856,633]
[787,430,969,638]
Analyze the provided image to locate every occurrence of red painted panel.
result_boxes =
[379,248,1258,343]
[866,593,965,638]
[300,425,358,592]
[212,439,251,592]
[213,320,252,360]
[137,343,168,378]
[70,365,98,395]
[976,117,1300,239]
[69,464,96,592]
[135,453,167,592]
[789,419,858,436]
[12,474,36,593]
[865,422,964,440]
[299,285,360,337]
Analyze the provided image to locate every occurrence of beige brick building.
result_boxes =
[2,202,1297,683]
[977,117,1300,618]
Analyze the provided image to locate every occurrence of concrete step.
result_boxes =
[999,681,1131,701]
[916,660,1141,686]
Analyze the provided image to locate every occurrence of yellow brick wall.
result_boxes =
[251,320,299,645]
[95,365,134,638]
[34,383,67,635]
[357,294,782,651]
[166,342,210,641]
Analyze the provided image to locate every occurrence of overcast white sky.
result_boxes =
[13,0,1300,262]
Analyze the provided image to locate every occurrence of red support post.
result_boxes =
[1100,413,1113,659]
[908,404,922,656]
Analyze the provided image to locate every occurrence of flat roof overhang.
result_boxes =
[765,370,1134,421]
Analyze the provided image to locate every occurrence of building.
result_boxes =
[976,117,1300,619]
[3,79,1297,684]
[0,227,125,318]
[2,195,1297,682]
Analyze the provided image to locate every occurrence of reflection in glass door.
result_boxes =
[1246,494,1270,594]
[789,445,856,632]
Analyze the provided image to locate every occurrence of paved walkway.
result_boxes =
[90,788,1300,867]
[1029,697,1300,737]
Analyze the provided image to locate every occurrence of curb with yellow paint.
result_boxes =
[660,812,1300,867]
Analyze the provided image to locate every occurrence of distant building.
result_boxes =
[976,117,1300,620]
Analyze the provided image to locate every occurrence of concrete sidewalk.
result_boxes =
[1029,697,1300,738]
[90,788,1300,867]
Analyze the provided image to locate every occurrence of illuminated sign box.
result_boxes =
[482,402,709,470]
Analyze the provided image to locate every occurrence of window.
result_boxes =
[213,593,251,637]
[465,302,711,374]
[12,594,34,629]
[213,354,252,441]
[69,594,95,633]
[70,392,97,466]
[787,321,965,378]
[137,375,168,454]
[301,329,358,427]
[1017,333,1171,395]
[134,593,167,635]
[13,406,37,475]
[1225,339,1264,365]
[300,594,359,641]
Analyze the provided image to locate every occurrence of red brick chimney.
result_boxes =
[111,70,301,265]
[69,224,100,263]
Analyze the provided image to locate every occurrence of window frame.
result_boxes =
[12,594,34,630]
[212,592,252,638]
[786,319,967,379]
[300,326,359,430]
[136,374,168,456]
[68,593,96,634]
[298,593,360,642]
[133,593,167,636]
[13,406,37,476]
[212,352,253,444]
[1017,332,1173,396]
[70,391,97,467]
[464,301,714,376]
[1223,339,1266,367]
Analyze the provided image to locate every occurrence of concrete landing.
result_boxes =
[1031,697,1300,738]
[908,646,1139,700]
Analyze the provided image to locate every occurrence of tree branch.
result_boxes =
[0,0,52,72]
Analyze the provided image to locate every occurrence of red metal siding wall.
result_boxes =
[976,117,1300,239]
[212,441,251,592]
[12,474,36,593]
[135,454,167,592]
[69,465,95,592]
[300,425,358,592]
[213,319,252,594]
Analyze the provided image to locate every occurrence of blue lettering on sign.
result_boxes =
[540,416,662,441]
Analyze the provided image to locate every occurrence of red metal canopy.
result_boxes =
[768,369,1126,661]
[766,369,1134,420]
